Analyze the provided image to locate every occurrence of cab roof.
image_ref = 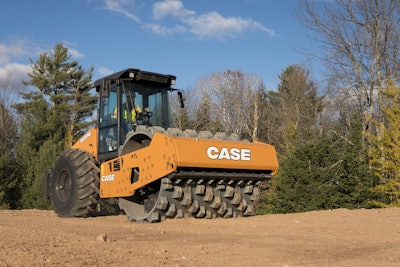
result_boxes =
[93,68,176,89]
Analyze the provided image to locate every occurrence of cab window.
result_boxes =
[99,83,118,153]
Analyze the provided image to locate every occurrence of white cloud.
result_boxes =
[104,0,140,22]
[0,40,35,87]
[62,42,85,59]
[187,12,275,40]
[0,42,31,65]
[143,23,186,36]
[0,62,31,84]
[152,0,194,20]
[149,0,275,40]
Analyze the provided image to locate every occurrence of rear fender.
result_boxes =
[119,129,152,156]
[72,128,98,160]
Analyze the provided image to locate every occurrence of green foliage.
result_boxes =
[258,66,378,214]
[0,101,20,209]
[19,138,63,208]
[369,180,400,207]
[14,92,65,208]
[0,145,19,209]
[14,92,65,151]
[260,113,376,214]
[274,138,341,213]
[368,82,400,207]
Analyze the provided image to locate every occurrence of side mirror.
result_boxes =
[101,79,110,97]
[177,91,185,108]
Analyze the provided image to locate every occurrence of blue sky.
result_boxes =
[0,0,321,91]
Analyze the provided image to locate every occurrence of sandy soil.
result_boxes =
[0,208,399,267]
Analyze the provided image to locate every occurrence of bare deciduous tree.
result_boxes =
[193,69,264,139]
[170,86,195,130]
[298,0,400,137]
[0,77,20,148]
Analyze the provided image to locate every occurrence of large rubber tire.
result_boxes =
[50,149,100,217]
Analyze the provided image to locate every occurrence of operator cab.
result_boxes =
[94,68,178,161]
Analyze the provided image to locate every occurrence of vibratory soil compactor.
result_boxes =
[43,68,279,223]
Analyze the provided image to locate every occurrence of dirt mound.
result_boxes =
[0,208,399,266]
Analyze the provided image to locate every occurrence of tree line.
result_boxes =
[0,0,399,212]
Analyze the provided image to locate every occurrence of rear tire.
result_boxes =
[50,149,100,217]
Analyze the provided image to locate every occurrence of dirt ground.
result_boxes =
[0,208,399,267]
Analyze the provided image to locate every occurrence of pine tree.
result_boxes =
[258,65,325,213]
[260,112,375,214]
[368,82,400,207]
[14,43,96,208]
[263,65,323,153]
[25,43,96,147]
